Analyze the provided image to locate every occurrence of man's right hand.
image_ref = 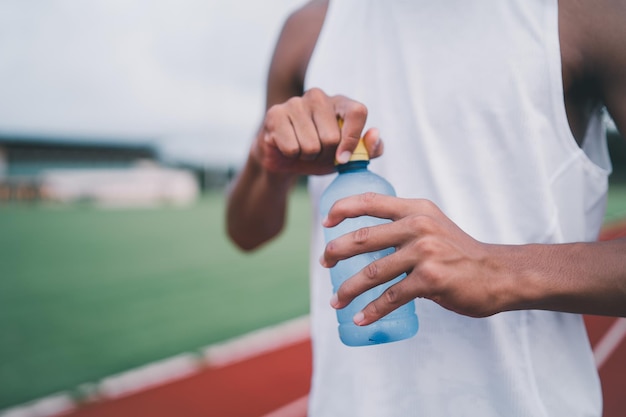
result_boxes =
[252,87,383,176]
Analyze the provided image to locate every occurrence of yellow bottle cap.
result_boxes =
[336,117,369,164]
[348,138,370,162]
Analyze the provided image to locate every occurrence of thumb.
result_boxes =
[363,127,383,159]
[334,101,368,164]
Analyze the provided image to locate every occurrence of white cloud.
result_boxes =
[0,0,306,164]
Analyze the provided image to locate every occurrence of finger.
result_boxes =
[353,272,420,326]
[293,88,336,161]
[362,127,383,159]
[311,103,341,151]
[325,195,441,229]
[305,88,341,149]
[323,193,398,228]
[263,104,301,159]
[331,250,413,310]
[321,219,411,268]
[290,111,322,161]
[333,96,368,163]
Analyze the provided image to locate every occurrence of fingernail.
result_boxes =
[337,151,351,164]
[330,293,339,308]
[353,311,365,325]
[319,255,327,267]
[374,137,382,152]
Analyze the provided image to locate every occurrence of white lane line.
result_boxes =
[0,392,75,417]
[204,315,310,368]
[98,353,202,400]
[259,395,309,417]
[594,317,626,369]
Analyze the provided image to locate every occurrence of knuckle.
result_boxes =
[300,141,322,157]
[367,301,383,318]
[405,214,423,231]
[418,199,439,214]
[347,101,368,119]
[360,192,378,205]
[263,106,282,130]
[412,236,438,256]
[384,286,401,305]
[319,129,341,146]
[353,226,370,244]
[285,95,303,108]
[416,260,442,287]
[406,214,435,234]
[363,261,379,281]
[305,87,327,103]
[282,143,300,158]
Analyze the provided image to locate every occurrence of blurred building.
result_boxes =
[0,134,199,206]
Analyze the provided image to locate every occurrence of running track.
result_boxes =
[5,222,626,417]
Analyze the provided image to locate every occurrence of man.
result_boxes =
[227,0,626,415]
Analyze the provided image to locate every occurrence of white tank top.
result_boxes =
[304,1,610,416]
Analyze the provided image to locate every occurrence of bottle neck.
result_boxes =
[336,160,369,174]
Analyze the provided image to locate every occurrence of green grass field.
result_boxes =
[1,183,626,410]
[0,188,312,409]
[605,183,626,222]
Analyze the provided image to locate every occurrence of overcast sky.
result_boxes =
[0,0,306,166]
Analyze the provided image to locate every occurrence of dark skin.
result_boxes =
[227,0,626,323]
[560,0,626,143]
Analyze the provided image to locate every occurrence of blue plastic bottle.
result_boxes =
[320,139,419,346]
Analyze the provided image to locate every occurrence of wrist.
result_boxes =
[485,243,550,313]
[246,149,297,191]
[490,241,625,315]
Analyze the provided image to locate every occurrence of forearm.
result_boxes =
[497,239,626,316]
[226,151,297,251]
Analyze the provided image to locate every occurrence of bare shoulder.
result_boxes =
[265,0,328,107]
[561,0,626,132]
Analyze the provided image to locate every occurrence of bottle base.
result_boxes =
[338,315,419,347]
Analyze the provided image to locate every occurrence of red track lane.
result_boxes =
[598,327,626,416]
[62,224,626,417]
[599,219,626,241]
[67,340,312,417]
[63,318,626,417]
[585,315,626,417]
